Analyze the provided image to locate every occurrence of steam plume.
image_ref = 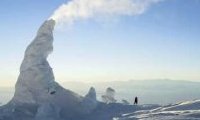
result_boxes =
[50,0,162,25]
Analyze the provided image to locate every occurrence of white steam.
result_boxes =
[50,0,162,25]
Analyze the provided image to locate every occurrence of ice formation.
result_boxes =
[102,87,117,104]
[0,20,95,120]
[11,20,83,109]
[84,87,97,101]
[12,20,58,104]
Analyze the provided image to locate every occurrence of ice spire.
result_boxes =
[12,20,58,104]
[2,20,96,120]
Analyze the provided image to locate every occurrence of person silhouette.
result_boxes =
[134,97,138,105]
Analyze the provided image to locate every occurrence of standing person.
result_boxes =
[134,97,138,105]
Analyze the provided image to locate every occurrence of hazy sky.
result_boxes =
[0,0,200,86]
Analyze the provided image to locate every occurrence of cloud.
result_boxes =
[50,0,162,25]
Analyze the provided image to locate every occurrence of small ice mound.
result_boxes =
[81,87,98,113]
[102,87,117,104]
[85,87,97,101]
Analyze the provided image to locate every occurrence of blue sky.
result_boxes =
[0,0,200,86]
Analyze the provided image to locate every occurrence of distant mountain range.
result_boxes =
[61,79,200,105]
[1,79,200,105]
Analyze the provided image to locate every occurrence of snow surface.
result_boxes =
[116,100,200,120]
